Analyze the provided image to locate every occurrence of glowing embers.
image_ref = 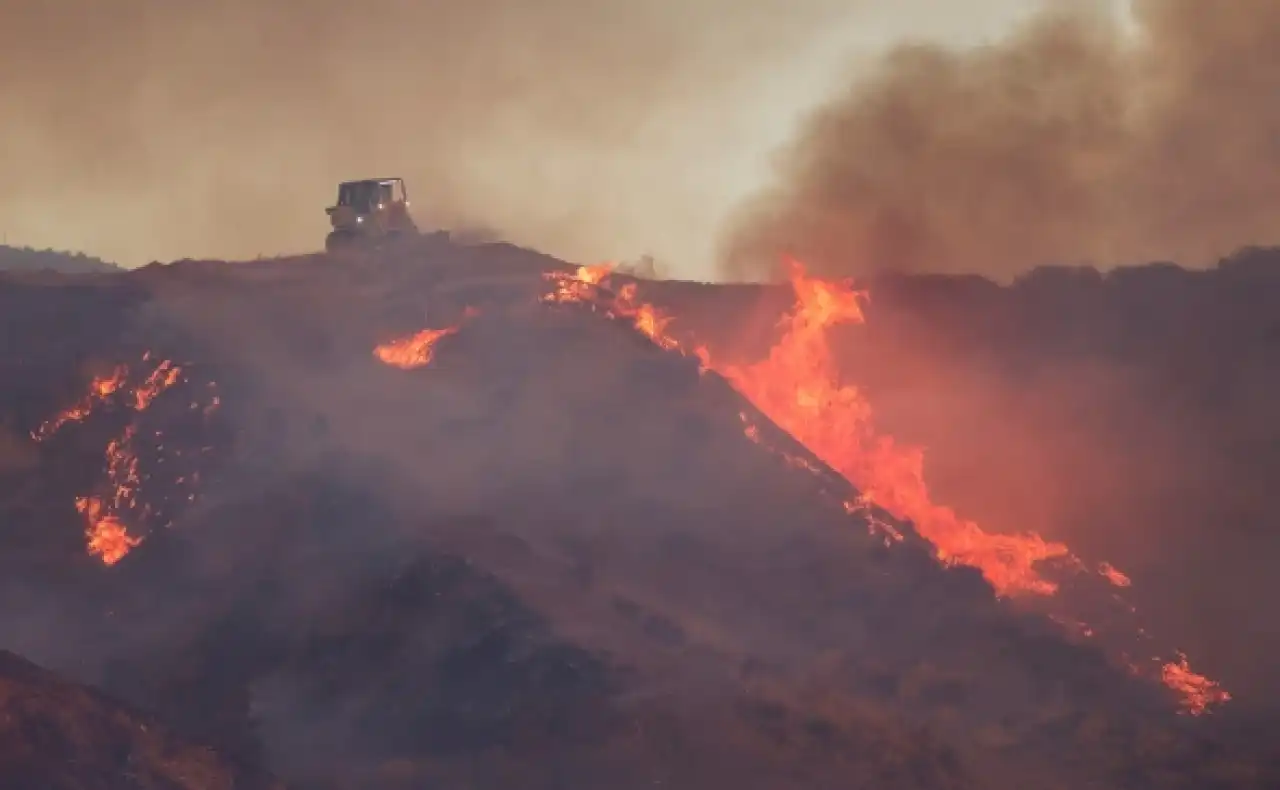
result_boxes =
[1160,651,1232,715]
[31,365,127,441]
[35,354,220,565]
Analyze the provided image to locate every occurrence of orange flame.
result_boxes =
[374,327,460,369]
[1098,562,1132,587]
[1160,652,1232,715]
[546,260,1074,596]
[716,260,1074,597]
[80,362,186,564]
[32,365,128,441]
[76,495,140,565]
[539,259,1230,714]
[542,267,684,353]
[78,418,149,566]
[134,360,182,410]
[542,264,613,305]
[36,355,190,565]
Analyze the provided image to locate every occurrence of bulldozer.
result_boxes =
[324,177,420,253]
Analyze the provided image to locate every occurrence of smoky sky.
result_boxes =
[719,0,1280,281]
[0,0,876,269]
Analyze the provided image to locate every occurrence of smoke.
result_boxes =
[0,0,868,269]
[0,425,36,472]
[719,0,1280,281]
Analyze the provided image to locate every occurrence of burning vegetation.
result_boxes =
[1,243,1272,788]
[535,259,1231,716]
[32,353,221,565]
[373,327,459,370]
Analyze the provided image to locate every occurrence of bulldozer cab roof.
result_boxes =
[335,178,407,210]
[340,178,402,187]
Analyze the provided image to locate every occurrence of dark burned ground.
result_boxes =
[0,241,1276,789]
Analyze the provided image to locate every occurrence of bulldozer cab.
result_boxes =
[336,178,406,214]
[325,177,419,252]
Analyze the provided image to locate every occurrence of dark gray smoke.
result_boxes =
[720,0,1280,281]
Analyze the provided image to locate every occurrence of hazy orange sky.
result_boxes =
[0,0,1056,277]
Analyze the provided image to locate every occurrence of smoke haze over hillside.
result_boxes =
[8,1,1276,280]
[0,0,857,271]
[721,0,1280,281]
[1,0,1062,274]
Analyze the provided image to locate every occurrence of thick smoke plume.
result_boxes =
[720,0,1280,281]
[0,0,862,268]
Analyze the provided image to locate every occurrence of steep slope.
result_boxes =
[634,249,1280,710]
[0,240,1274,789]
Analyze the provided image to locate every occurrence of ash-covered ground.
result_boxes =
[0,239,1276,789]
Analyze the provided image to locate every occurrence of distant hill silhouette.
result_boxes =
[0,244,121,274]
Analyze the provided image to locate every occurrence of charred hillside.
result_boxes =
[0,241,1276,789]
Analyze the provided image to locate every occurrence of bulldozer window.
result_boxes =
[376,182,393,207]
[338,182,378,212]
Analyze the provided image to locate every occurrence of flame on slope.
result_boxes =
[134,360,182,410]
[35,355,209,565]
[31,366,128,441]
[78,424,145,565]
[75,496,140,566]
[543,264,613,306]
[543,267,682,353]
[548,261,1072,594]
[1098,562,1132,587]
[374,306,481,370]
[538,260,1230,715]
[716,260,1078,598]
[1160,652,1232,715]
[81,365,183,563]
[374,327,461,369]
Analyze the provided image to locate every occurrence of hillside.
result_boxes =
[0,244,122,274]
[0,238,1275,789]
[635,247,1280,709]
[0,650,281,790]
